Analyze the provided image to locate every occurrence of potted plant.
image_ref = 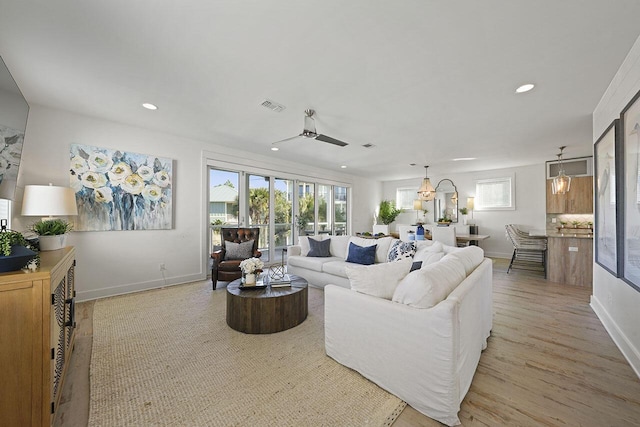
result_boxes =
[378,200,402,225]
[0,230,37,272]
[29,219,73,251]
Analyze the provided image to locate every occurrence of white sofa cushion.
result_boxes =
[444,246,485,275]
[346,258,413,300]
[414,251,444,267]
[349,236,394,263]
[287,255,340,272]
[322,260,352,278]
[329,235,351,259]
[392,257,466,308]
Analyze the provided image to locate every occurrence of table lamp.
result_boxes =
[467,197,474,220]
[413,199,424,223]
[22,184,78,250]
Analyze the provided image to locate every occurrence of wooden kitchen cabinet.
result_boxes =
[546,176,593,213]
[0,247,76,426]
[547,237,593,286]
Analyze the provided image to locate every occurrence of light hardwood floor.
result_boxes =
[55,259,640,426]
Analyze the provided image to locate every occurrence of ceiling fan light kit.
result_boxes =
[271,109,349,148]
[552,146,571,195]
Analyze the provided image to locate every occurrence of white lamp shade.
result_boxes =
[22,185,78,216]
[467,197,475,210]
[413,199,424,210]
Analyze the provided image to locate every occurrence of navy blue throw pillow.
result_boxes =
[308,237,331,257]
[346,242,377,265]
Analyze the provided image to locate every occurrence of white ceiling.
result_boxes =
[1,0,639,181]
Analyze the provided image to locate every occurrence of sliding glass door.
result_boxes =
[209,165,349,264]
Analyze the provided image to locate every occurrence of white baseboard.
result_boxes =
[590,295,640,379]
[76,272,207,302]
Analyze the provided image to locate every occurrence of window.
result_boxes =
[475,176,515,210]
[396,187,417,210]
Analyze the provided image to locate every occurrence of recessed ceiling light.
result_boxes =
[340,165,347,169]
[515,84,535,93]
[271,147,279,151]
[142,103,158,110]
[452,157,476,161]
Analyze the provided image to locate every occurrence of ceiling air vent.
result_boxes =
[261,99,286,112]
[362,143,375,148]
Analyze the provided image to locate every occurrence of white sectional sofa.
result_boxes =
[288,234,493,426]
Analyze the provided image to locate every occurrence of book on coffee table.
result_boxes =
[269,274,292,286]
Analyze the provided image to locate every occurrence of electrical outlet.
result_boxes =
[159,263,166,271]
[568,247,578,252]
[551,217,557,223]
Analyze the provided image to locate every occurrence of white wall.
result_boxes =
[15,105,379,301]
[382,164,547,258]
[592,35,640,378]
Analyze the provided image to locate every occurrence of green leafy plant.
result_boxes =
[459,207,468,215]
[29,219,73,236]
[378,200,403,225]
[0,231,30,256]
[571,220,581,228]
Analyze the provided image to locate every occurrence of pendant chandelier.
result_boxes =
[552,146,571,195]
[417,165,436,201]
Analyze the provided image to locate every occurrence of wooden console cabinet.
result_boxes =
[547,237,593,286]
[0,247,76,427]
[546,176,593,213]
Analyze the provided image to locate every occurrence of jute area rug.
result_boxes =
[89,281,405,426]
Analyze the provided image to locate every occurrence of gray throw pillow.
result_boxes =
[308,237,331,257]
[225,240,254,260]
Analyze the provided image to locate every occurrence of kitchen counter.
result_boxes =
[546,232,593,239]
[547,235,593,286]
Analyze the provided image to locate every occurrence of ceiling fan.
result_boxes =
[272,109,349,148]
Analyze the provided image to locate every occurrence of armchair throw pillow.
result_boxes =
[224,240,255,260]
[308,237,332,257]
[346,242,377,265]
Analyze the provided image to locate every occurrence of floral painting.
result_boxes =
[70,144,173,231]
[0,124,25,200]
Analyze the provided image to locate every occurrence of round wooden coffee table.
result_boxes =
[226,275,308,334]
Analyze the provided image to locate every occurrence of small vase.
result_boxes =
[462,215,468,225]
[243,272,256,286]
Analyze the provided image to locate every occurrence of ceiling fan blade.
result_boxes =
[272,134,303,145]
[315,134,349,147]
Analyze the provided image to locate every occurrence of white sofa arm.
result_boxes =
[287,245,302,256]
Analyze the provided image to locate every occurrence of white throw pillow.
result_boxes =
[446,246,484,275]
[392,257,466,308]
[346,258,413,300]
[414,241,443,259]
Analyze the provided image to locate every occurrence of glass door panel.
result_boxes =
[318,184,331,235]
[274,178,294,265]
[334,186,347,235]
[209,168,240,251]
[297,182,315,236]
[248,174,270,261]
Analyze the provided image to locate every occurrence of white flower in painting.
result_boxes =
[93,186,113,203]
[80,171,108,189]
[239,257,263,274]
[142,184,162,202]
[107,162,133,185]
[136,165,154,181]
[70,177,84,193]
[88,151,114,173]
[153,170,171,188]
[121,173,145,195]
[70,155,89,174]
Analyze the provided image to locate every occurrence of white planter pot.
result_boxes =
[39,234,68,251]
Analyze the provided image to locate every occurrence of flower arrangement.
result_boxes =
[239,257,264,274]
